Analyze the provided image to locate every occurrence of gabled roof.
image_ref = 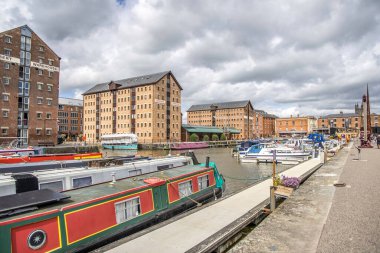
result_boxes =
[0,25,61,59]
[83,71,182,95]
[320,113,360,119]
[187,100,252,112]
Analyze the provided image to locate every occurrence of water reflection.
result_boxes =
[101,147,293,195]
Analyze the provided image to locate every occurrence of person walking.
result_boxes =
[377,135,380,149]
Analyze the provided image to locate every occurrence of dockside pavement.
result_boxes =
[229,142,380,253]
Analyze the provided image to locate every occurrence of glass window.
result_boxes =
[37,113,42,119]
[46,129,52,135]
[4,49,11,56]
[72,176,92,188]
[24,67,30,80]
[20,51,25,65]
[25,52,31,66]
[3,94,9,101]
[25,37,31,51]
[1,128,8,135]
[198,175,209,190]
[39,181,63,192]
[178,180,193,198]
[3,77,10,85]
[38,69,43,75]
[37,83,43,90]
[24,97,29,110]
[46,113,52,119]
[18,81,24,94]
[115,197,141,224]
[19,66,24,79]
[37,98,43,104]
[2,110,9,117]
[4,63,10,69]
[21,36,25,49]
[47,85,52,91]
[5,36,11,43]
[47,99,52,105]
[24,82,29,96]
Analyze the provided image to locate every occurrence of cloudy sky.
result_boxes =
[1,0,380,119]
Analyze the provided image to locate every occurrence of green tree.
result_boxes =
[211,134,219,141]
[202,135,210,141]
[190,133,199,142]
[220,133,227,141]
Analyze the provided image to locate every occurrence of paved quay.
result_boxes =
[229,144,380,253]
[103,158,322,253]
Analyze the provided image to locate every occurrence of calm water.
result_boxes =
[101,147,293,195]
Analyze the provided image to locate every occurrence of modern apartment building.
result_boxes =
[187,100,254,139]
[275,115,317,137]
[83,71,182,144]
[0,25,60,145]
[58,98,83,141]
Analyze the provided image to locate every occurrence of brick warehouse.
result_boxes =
[83,71,182,144]
[0,25,60,146]
[58,97,83,141]
[187,100,255,139]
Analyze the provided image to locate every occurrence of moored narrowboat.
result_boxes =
[0,159,225,253]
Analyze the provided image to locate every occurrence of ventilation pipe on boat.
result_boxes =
[205,157,210,168]
[109,172,116,185]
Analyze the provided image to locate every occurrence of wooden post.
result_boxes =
[271,150,276,211]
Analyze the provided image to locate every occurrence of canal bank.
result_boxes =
[229,143,380,253]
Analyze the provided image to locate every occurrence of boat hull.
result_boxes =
[102,144,138,150]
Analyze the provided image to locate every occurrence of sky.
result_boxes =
[1,0,380,119]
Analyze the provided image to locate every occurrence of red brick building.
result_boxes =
[58,98,83,141]
[0,25,60,145]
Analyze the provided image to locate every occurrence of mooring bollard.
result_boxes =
[270,186,276,211]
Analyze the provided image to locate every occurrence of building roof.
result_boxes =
[187,100,251,112]
[83,71,182,95]
[1,25,61,59]
[182,124,240,134]
[255,109,278,118]
[320,113,360,119]
[59,97,83,106]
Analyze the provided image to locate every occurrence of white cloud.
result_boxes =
[1,0,379,120]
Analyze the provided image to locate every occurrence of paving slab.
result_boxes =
[229,144,380,253]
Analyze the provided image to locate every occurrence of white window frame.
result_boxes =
[1,127,9,135]
[2,109,9,118]
[46,113,52,119]
[37,97,43,104]
[3,77,10,85]
[38,69,43,75]
[4,62,10,69]
[4,35,12,44]
[114,197,141,224]
[46,128,52,135]
[47,98,53,105]
[36,128,42,135]
[2,93,10,101]
[178,180,193,199]
[47,84,53,91]
[198,175,209,191]
[37,82,43,90]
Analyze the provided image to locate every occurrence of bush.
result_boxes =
[220,133,227,141]
[211,134,219,141]
[190,133,199,142]
[202,135,210,141]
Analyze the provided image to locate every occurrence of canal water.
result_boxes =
[101,147,293,195]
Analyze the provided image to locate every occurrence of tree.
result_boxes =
[202,135,210,141]
[211,134,219,141]
[220,133,227,141]
[190,133,199,142]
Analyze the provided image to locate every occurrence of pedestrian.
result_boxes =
[377,135,380,149]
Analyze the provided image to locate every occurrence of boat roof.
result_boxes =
[0,164,211,222]
[101,133,138,139]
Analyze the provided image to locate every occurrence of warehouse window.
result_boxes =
[115,197,141,224]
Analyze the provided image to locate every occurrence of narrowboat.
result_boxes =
[0,159,225,253]
[0,155,194,196]
[101,133,138,150]
[0,152,102,164]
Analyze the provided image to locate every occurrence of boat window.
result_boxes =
[72,176,92,189]
[115,197,141,224]
[198,175,209,190]
[178,180,193,198]
[129,169,142,176]
[39,180,63,192]
[157,164,174,171]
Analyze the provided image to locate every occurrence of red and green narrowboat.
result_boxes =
[0,160,225,252]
